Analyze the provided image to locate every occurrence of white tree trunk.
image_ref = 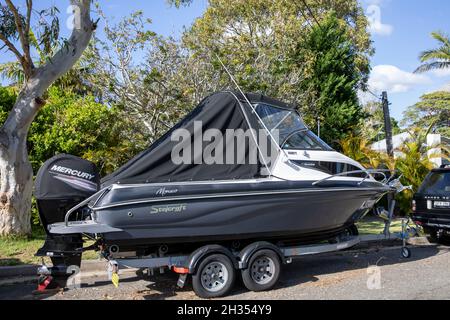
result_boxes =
[0,85,45,236]
[0,133,33,236]
[0,0,94,236]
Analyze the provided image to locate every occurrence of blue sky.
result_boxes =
[361,0,450,120]
[1,0,449,121]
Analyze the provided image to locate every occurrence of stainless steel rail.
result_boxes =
[311,169,395,186]
[64,187,111,227]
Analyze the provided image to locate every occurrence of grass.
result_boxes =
[0,217,406,267]
[0,227,99,267]
[357,218,403,235]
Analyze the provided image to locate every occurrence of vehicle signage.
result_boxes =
[150,204,187,214]
[156,187,179,196]
[434,201,450,209]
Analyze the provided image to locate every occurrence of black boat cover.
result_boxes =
[101,91,294,187]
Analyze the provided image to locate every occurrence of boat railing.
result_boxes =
[311,169,397,187]
[64,187,111,227]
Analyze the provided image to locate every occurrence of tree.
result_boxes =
[85,9,216,146]
[301,13,364,148]
[27,87,134,176]
[361,100,401,142]
[340,126,449,215]
[86,1,372,153]
[168,0,193,7]
[414,31,450,74]
[0,86,16,123]
[402,91,450,137]
[0,0,96,236]
[85,10,179,144]
[1,86,135,227]
[394,127,449,214]
[183,0,372,146]
[340,133,384,169]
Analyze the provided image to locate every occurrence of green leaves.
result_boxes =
[0,4,22,40]
[302,12,363,148]
[402,91,450,137]
[183,1,371,148]
[26,87,136,176]
[36,6,60,57]
[167,0,193,9]
[0,86,16,125]
[415,31,450,73]
[340,128,438,215]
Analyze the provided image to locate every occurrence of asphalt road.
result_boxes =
[1,244,450,300]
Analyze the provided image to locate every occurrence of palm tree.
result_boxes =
[414,31,450,73]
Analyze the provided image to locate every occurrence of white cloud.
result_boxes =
[431,69,450,78]
[438,82,450,92]
[366,4,393,36]
[368,65,431,93]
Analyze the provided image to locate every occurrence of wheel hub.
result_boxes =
[251,256,275,285]
[201,261,228,292]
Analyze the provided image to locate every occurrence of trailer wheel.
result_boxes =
[192,254,235,299]
[401,247,411,259]
[241,249,281,292]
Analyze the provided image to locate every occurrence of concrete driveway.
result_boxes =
[1,243,449,300]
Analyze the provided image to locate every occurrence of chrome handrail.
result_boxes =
[64,187,111,227]
[311,169,395,187]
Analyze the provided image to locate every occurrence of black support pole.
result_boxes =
[382,91,394,158]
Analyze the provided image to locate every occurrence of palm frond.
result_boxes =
[414,31,450,74]
[414,61,450,73]
[419,48,450,62]
[431,31,450,47]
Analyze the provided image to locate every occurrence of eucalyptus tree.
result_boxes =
[0,0,96,236]
[85,8,220,145]
[183,0,372,144]
[85,10,176,144]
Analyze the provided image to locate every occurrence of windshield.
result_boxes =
[255,103,307,144]
[282,130,333,151]
[419,171,450,195]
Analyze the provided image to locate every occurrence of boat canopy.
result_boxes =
[101,91,301,187]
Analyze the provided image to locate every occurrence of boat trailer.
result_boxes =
[100,217,414,299]
[35,216,416,298]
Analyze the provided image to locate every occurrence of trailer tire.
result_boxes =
[241,249,281,292]
[401,247,411,259]
[192,254,235,299]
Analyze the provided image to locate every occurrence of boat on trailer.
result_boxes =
[35,91,393,297]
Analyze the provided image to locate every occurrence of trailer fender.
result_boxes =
[238,242,286,270]
[187,245,238,274]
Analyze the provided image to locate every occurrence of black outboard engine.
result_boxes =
[34,154,100,287]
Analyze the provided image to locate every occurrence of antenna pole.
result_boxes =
[215,54,254,108]
[214,54,294,176]
[214,54,270,175]
[214,54,286,152]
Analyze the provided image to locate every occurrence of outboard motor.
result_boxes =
[34,154,100,288]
